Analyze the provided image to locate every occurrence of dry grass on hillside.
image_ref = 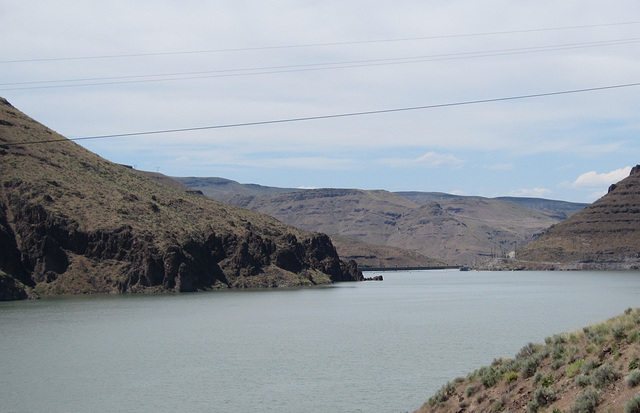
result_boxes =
[416,308,640,413]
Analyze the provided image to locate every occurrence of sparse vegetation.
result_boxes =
[417,309,640,413]
[426,382,456,406]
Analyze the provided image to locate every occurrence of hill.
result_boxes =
[176,179,586,266]
[416,307,640,413]
[0,97,362,300]
[150,174,447,269]
[176,176,302,204]
[513,166,640,270]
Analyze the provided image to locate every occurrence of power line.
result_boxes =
[2,21,640,64]
[8,81,640,146]
[3,37,640,91]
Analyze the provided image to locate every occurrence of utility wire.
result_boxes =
[2,21,639,64]
[3,37,640,91]
[7,81,640,146]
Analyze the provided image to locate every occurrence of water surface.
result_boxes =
[1,270,639,412]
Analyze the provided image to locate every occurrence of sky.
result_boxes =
[2,1,640,203]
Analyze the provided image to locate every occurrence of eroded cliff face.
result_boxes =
[515,164,640,269]
[0,97,362,300]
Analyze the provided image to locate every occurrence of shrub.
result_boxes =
[491,400,504,413]
[631,359,639,370]
[574,374,591,387]
[628,330,640,343]
[505,371,518,383]
[627,370,640,388]
[465,385,480,397]
[526,400,539,413]
[625,392,640,413]
[540,374,555,388]
[427,381,456,405]
[478,366,500,388]
[533,386,556,407]
[584,324,610,345]
[566,345,579,359]
[520,355,541,378]
[552,343,566,360]
[517,343,541,360]
[591,363,621,388]
[551,359,565,370]
[581,360,600,375]
[613,324,628,340]
[569,389,601,413]
[567,360,585,378]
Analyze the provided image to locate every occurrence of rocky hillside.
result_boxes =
[178,177,586,267]
[180,184,580,266]
[514,166,640,270]
[0,97,362,301]
[416,308,640,413]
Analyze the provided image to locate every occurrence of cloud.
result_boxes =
[172,156,191,164]
[381,151,465,168]
[508,188,551,198]
[4,1,640,200]
[572,166,632,188]
[416,152,466,168]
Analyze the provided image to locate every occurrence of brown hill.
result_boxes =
[416,308,640,413]
[515,166,640,269]
[193,187,572,266]
[0,97,362,300]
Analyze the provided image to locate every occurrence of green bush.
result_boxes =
[566,359,585,378]
[505,371,518,383]
[520,355,541,378]
[478,366,500,388]
[540,374,555,388]
[569,389,601,413]
[625,392,640,413]
[630,359,639,370]
[627,370,640,388]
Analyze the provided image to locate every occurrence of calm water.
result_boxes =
[2,270,640,413]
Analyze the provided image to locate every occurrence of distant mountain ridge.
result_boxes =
[176,177,588,266]
[0,98,362,301]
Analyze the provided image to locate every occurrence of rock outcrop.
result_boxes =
[0,97,362,300]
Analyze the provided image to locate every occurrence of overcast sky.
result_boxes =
[2,1,640,203]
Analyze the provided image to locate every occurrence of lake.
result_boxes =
[1,270,640,413]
